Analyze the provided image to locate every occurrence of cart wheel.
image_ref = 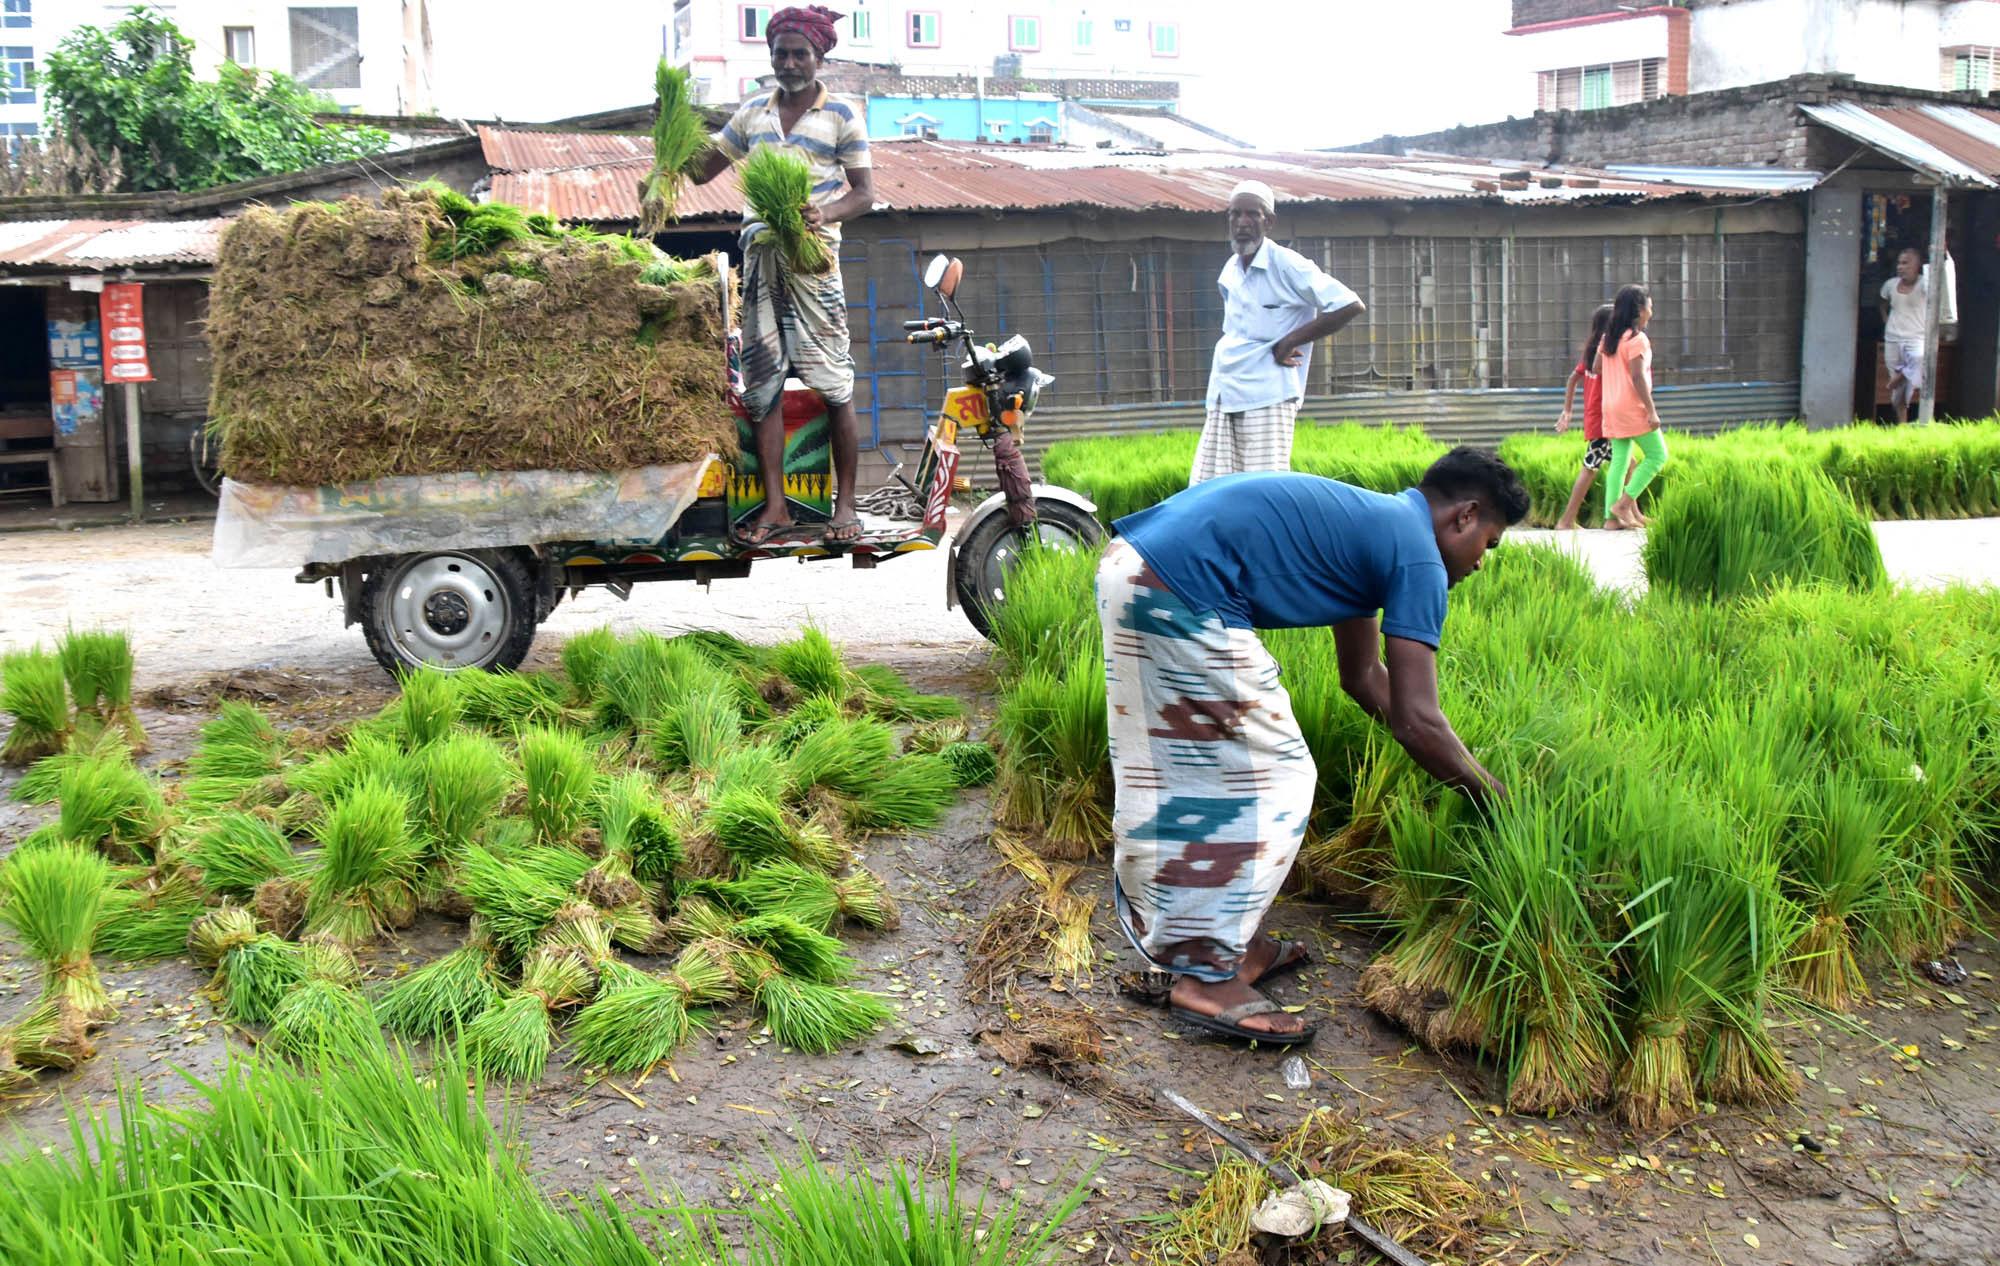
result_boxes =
[189,425,223,498]
[359,549,538,679]
[954,497,1105,641]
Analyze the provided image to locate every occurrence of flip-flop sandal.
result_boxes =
[1117,969,1177,1006]
[1170,997,1318,1047]
[1254,939,1314,987]
[732,520,796,548]
[824,518,863,544]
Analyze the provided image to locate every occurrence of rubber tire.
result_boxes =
[358,549,539,680]
[955,497,1106,641]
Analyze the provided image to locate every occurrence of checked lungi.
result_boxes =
[737,227,856,423]
[1189,399,1301,486]
[1097,538,1317,981]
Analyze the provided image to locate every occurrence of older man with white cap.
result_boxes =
[1190,179,1365,484]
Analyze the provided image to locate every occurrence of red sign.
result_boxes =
[100,283,154,383]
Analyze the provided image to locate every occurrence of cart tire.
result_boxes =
[359,549,538,679]
[954,497,1105,641]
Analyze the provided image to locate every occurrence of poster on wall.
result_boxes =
[50,368,105,438]
[100,283,154,383]
[47,317,102,369]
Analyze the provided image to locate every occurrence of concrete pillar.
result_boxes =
[1801,186,1862,429]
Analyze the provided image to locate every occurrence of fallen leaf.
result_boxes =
[1744,1232,1761,1249]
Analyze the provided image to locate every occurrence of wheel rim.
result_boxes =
[969,517,1094,610]
[377,554,511,669]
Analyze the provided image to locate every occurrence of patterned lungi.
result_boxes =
[1189,399,1301,485]
[737,226,856,422]
[1097,538,1317,982]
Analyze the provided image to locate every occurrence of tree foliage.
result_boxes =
[39,7,391,193]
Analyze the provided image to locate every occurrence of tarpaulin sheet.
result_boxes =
[211,459,717,568]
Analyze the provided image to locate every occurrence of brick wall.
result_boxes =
[1512,0,1633,27]
[1347,74,1993,170]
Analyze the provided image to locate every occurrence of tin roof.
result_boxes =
[481,129,1773,225]
[0,217,227,269]
[1800,101,2000,188]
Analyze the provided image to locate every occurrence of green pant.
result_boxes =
[1605,430,1668,519]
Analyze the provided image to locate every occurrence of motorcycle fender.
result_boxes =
[943,483,1099,612]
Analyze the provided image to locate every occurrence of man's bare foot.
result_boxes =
[1168,973,1308,1038]
[1555,518,1578,532]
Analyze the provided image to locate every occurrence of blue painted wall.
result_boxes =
[864,93,1175,142]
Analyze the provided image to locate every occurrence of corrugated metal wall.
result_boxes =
[1020,381,1803,476]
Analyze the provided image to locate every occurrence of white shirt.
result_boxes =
[1207,240,1360,412]
[1880,258,1958,344]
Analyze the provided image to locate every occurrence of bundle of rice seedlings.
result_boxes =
[454,668,575,732]
[753,963,896,1054]
[1643,459,1887,601]
[986,535,1104,680]
[376,943,503,1040]
[263,978,381,1067]
[637,59,708,234]
[762,693,848,752]
[992,650,1111,857]
[301,775,424,946]
[597,633,718,732]
[460,843,594,962]
[429,200,535,262]
[285,731,414,805]
[741,145,834,275]
[0,997,91,1088]
[253,872,310,939]
[1356,799,1478,1043]
[649,679,744,774]
[1,647,72,766]
[596,770,683,883]
[462,945,593,1081]
[784,714,896,799]
[519,726,599,848]
[58,629,144,751]
[0,844,115,1024]
[413,731,514,853]
[706,782,801,868]
[33,751,168,859]
[852,662,964,723]
[766,627,851,705]
[842,753,960,835]
[1784,772,1898,1009]
[903,716,970,755]
[95,870,207,961]
[938,741,998,788]
[182,811,297,899]
[187,907,308,1024]
[721,860,898,932]
[558,627,621,703]
[729,912,857,983]
[389,666,464,748]
[177,701,289,811]
[9,728,128,806]
[567,940,729,1072]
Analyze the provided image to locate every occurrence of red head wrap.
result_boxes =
[767,6,842,56]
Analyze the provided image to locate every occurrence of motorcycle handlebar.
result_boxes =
[901,319,938,330]
[905,328,952,344]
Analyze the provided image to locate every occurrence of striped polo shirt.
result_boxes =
[714,83,871,242]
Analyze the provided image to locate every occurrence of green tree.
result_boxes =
[39,7,392,193]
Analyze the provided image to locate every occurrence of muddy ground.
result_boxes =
[3,641,1996,1266]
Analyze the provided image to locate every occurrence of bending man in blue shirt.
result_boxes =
[1190,179,1365,484]
[1099,448,1529,1046]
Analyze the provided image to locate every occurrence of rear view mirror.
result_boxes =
[938,257,964,300]
[923,254,950,289]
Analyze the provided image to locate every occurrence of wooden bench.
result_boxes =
[0,411,63,508]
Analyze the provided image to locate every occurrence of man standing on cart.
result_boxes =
[691,5,875,546]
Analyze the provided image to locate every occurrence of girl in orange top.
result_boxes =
[1594,284,1668,531]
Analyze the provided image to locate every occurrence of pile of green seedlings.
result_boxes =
[1039,418,2000,529]
[0,1040,1088,1265]
[0,625,997,1089]
[988,530,2000,1127]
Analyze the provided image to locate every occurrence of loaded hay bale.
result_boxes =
[206,186,736,487]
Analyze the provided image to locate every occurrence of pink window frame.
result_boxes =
[737,4,770,43]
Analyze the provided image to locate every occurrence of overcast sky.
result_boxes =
[1180,0,1536,150]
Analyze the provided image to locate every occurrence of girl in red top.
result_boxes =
[1553,303,1613,530]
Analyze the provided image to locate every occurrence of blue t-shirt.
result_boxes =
[1113,472,1449,645]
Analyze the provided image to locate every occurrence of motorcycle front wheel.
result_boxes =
[953,496,1105,640]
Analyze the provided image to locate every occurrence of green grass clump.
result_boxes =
[390,666,465,748]
[729,913,856,983]
[1,648,71,766]
[376,944,503,1041]
[0,845,114,1025]
[987,538,1103,679]
[414,731,514,852]
[1643,458,1887,601]
[741,145,833,274]
[559,627,621,702]
[768,627,851,703]
[303,776,424,946]
[567,964,706,1072]
[0,997,88,1087]
[638,59,709,234]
